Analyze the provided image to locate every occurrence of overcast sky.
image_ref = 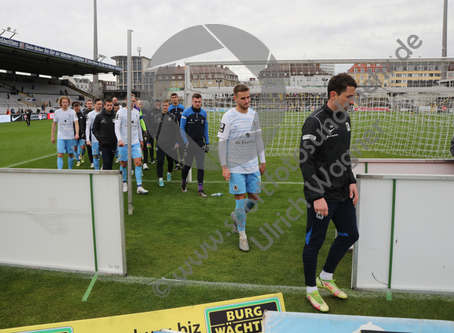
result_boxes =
[0,0,453,80]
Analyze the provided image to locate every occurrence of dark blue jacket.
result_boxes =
[168,103,185,125]
[180,106,209,145]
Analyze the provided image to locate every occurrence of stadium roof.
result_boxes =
[0,37,121,77]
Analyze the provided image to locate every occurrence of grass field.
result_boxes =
[0,119,453,330]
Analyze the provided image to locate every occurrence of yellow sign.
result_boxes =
[1,293,285,333]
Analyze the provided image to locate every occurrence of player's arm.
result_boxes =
[74,119,79,140]
[51,119,57,144]
[115,112,124,147]
[137,113,144,149]
[254,114,266,175]
[92,114,101,141]
[179,111,189,146]
[217,115,230,180]
[300,117,327,214]
[203,111,209,145]
[85,114,92,145]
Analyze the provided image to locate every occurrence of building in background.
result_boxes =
[258,63,332,87]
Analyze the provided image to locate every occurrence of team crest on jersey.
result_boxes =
[346,123,351,131]
[219,122,226,133]
[233,185,239,192]
[245,133,250,138]
[201,119,205,124]
[168,117,172,121]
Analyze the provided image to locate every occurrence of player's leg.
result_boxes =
[56,139,66,169]
[181,149,194,192]
[149,136,155,164]
[229,174,248,251]
[119,145,128,192]
[87,143,93,166]
[195,147,206,197]
[100,146,114,170]
[166,152,173,181]
[80,142,86,164]
[303,201,337,312]
[92,142,100,170]
[132,143,147,194]
[142,140,149,170]
[317,199,359,299]
[156,145,165,187]
[66,140,75,169]
[74,140,80,166]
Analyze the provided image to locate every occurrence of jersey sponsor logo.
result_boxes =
[219,122,226,133]
[345,123,351,131]
[303,134,316,141]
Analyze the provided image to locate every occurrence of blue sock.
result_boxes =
[57,157,63,169]
[120,166,127,182]
[246,199,257,212]
[93,157,99,170]
[235,199,246,231]
[81,149,85,156]
[68,157,74,169]
[75,152,80,162]
[135,166,142,186]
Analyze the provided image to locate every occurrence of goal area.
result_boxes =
[182,59,454,159]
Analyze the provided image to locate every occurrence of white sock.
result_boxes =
[307,286,318,293]
[239,230,247,239]
[159,177,163,181]
[320,270,333,281]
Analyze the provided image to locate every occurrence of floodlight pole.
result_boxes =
[93,0,99,97]
[127,29,133,214]
[441,0,448,81]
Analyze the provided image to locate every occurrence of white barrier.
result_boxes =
[354,158,454,176]
[353,173,454,294]
[0,169,126,275]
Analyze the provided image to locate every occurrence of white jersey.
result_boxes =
[53,108,77,140]
[217,108,263,174]
[114,107,142,145]
[85,110,101,143]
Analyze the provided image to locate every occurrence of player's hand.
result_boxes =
[259,163,266,175]
[75,134,79,140]
[185,142,190,150]
[203,144,209,153]
[118,140,125,147]
[140,141,144,150]
[313,198,328,218]
[51,137,55,144]
[349,183,359,206]
[174,143,179,149]
[87,140,91,146]
[222,166,230,181]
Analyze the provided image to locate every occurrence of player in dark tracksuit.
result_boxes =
[168,93,185,170]
[72,101,86,166]
[83,99,94,165]
[152,101,180,186]
[179,93,209,197]
[299,73,359,312]
[92,99,117,170]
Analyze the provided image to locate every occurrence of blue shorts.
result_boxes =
[119,143,142,161]
[229,171,261,195]
[74,139,86,147]
[91,142,99,156]
[57,139,75,154]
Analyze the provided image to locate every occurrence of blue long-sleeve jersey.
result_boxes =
[168,103,185,125]
[180,106,209,145]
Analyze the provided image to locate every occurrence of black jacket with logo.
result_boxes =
[299,103,356,202]
[92,108,117,149]
[75,111,86,139]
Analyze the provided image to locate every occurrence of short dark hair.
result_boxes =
[94,98,103,104]
[114,103,119,107]
[192,93,202,99]
[72,101,80,108]
[104,98,112,104]
[327,73,357,96]
[233,84,250,96]
[170,93,178,97]
[162,100,170,105]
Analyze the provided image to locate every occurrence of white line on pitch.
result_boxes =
[4,153,55,168]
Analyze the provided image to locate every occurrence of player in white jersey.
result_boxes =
[85,98,103,170]
[115,97,148,194]
[218,84,266,252]
[51,96,79,169]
